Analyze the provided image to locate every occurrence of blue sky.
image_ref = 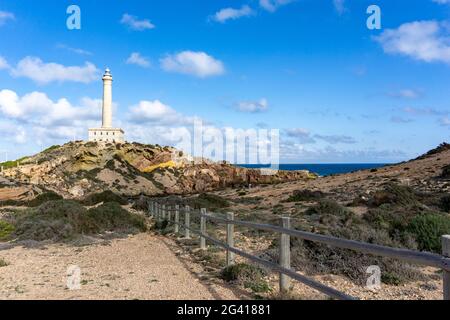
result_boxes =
[0,0,449,163]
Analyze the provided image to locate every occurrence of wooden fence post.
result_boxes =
[167,206,172,222]
[226,212,235,266]
[279,216,291,293]
[174,205,180,234]
[200,208,207,250]
[443,235,450,300]
[162,204,166,220]
[185,205,191,239]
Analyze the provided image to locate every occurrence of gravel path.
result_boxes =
[0,233,242,300]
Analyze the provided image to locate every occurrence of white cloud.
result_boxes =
[0,90,107,144]
[281,144,407,163]
[126,52,151,68]
[314,134,357,144]
[0,121,26,144]
[211,5,255,23]
[403,106,448,116]
[388,89,422,99]
[235,98,269,113]
[390,116,413,124]
[333,0,346,15]
[10,56,99,84]
[56,44,92,56]
[0,56,9,70]
[375,20,450,65]
[0,90,101,127]
[0,11,14,26]
[259,0,293,12]
[120,14,155,31]
[128,100,197,125]
[284,128,316,144]
[160,51,225,78]
[440,117,450,126]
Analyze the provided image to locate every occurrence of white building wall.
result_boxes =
[88,129,124,143]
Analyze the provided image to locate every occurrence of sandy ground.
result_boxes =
[0,233,245,300]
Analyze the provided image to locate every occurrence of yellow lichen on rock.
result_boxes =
[142,160,177,173]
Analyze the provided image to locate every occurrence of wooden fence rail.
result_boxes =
[147,201,450,300]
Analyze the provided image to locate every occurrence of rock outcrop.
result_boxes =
[0,141,315,198]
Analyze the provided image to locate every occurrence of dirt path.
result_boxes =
[0,233,244,300]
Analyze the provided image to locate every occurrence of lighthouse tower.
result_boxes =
[88,68,125,143]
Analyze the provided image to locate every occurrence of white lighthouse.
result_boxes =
[88,68,125,143]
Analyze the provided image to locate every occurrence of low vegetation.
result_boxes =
[3,200,146,242]
[0,191,62,208]
[408,213,450,252]
[79,190,128,206]
[285,189,325,203]
[0,220,15,241]
[42,145,60,153]
[188,193,230,211]
[442,165,450,179]
[367,183,420,207]
[0,156,30,169]
[221,263,270,293]
[27,191,63,207]
[0,258,9,267]
[440,195,450,212]
[279,184,450,285]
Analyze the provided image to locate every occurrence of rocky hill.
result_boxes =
[0,141,315,199]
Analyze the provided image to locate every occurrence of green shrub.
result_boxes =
[221,263,269,293]
[245,281,271,293]
[0,220,15,241]
[305,199,353,217]
[12,200,146,241]
[42,145,60,153]
[369,184,418,207]
[85,202,146,233]
[381,272,402,286]
[363,205,414,236]
[0,156,30,169]
[221,263,264,282]
[26,191,62,207]
[0,199,22,207]
[442,165,450,179]
[154,220,169,230]
[189,193,229,211]
[286,189,325,202]
[80,190,128,206]
[440,195,450,212]
[0,258,8,267]
[407,213,450,253]
[369,183,418,207]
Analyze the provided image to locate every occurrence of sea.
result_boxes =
[238,163,389,177]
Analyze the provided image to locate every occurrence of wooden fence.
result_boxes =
[147,201,450,300]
